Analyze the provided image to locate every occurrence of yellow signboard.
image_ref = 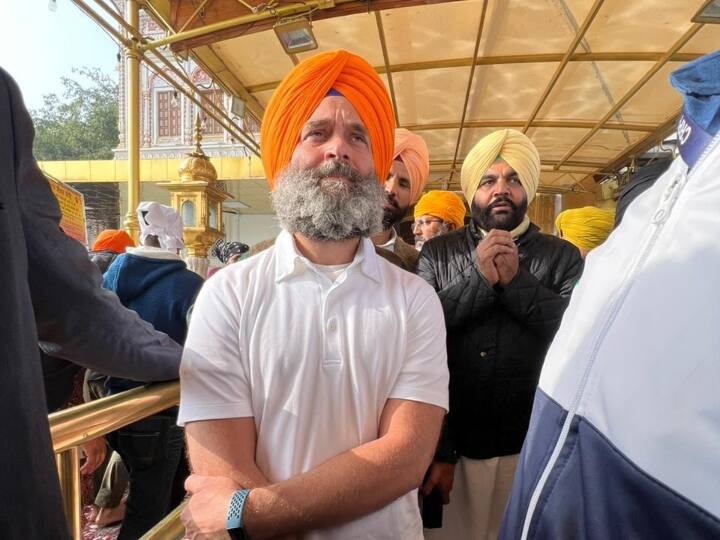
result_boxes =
[46,175,88,246]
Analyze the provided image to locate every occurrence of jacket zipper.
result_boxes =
[520,132,720,540]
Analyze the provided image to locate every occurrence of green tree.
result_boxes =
[31,67,119,160]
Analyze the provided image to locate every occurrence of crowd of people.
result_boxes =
[1,45,719,540]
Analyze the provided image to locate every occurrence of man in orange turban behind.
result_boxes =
[180,50,448,540]
[373,128,430,269]
[413,190,466,250]
[89,229,135,273]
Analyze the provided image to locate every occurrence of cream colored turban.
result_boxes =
[460,129,540,204]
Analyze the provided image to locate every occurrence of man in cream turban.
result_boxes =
[417,129,583,540]
[180,50,448,540]
[413,190,466,249]
[373,128,430,269]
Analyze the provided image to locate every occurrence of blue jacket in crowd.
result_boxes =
[103,249,203,393]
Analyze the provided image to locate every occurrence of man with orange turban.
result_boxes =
[418,129,583,540]
[413,190,466,249]
[89,229,135,273]
[373,128,430,269]
[180,50,448,540]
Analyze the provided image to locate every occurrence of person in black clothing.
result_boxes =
[0,67,181,540]
[100,203,203,539]
[418,129,583,540]
[89,228,136,273]
[614,158,672,228]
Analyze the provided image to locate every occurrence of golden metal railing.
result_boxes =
[140,502,186,540]
[49,381,181,539]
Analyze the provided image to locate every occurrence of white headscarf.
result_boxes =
[136,201,184,251]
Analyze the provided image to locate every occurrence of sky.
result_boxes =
[0,0,119,111]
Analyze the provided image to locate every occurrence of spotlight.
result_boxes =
[274,16,318,55]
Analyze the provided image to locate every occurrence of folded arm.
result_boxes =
[184,398,444,539]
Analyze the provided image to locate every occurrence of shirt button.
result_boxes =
[480,351,487,358]
[328,320,337,332]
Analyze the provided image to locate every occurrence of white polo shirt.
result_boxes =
[178,229,449,540]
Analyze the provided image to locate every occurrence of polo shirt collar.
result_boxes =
[274,229,381,284]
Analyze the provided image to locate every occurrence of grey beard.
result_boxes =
[415,221,451,250]
[271,162,386,241]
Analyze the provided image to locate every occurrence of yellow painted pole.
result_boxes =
[55,448,81,539]
[124,0,141,241]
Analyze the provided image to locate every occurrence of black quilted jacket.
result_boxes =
[417,221,583,461]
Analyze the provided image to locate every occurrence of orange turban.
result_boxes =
[91,229,135,254]
[260,50,395,189]
[393,128,430,203]
[414,190,467,230]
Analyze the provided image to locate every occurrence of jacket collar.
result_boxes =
[126,245,182,261]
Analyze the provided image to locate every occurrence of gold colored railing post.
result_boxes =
[56,447,82,540]
[140,501,187,540]
[124,0,141,241]
[50,382,181,538]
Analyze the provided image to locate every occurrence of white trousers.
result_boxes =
[424,454,519,540]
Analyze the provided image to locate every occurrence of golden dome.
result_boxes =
[179,154,217,183]
[178,113,218,183]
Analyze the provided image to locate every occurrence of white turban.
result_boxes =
[136,201,184,251]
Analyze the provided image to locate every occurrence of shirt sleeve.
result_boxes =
[178,272,253,425]
[388,279,449,411]
[7,68,182,384]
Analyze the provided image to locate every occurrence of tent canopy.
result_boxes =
[136,1,720,192]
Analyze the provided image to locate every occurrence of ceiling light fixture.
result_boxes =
[693,0,720,23]
[274,15,318,55]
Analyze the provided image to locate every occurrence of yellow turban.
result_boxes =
[414,190,466,230]
[260,50,395,189]
[460,129,540,204]
[393,128,429,203]
[555,206,614,251]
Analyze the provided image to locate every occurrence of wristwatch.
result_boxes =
[226,488,251,540]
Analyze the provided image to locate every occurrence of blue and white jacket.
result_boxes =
[501,116,720,538]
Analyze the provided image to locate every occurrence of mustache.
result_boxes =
[487,196,517,211]
[311,160,364,183]
[385,192,399,209]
